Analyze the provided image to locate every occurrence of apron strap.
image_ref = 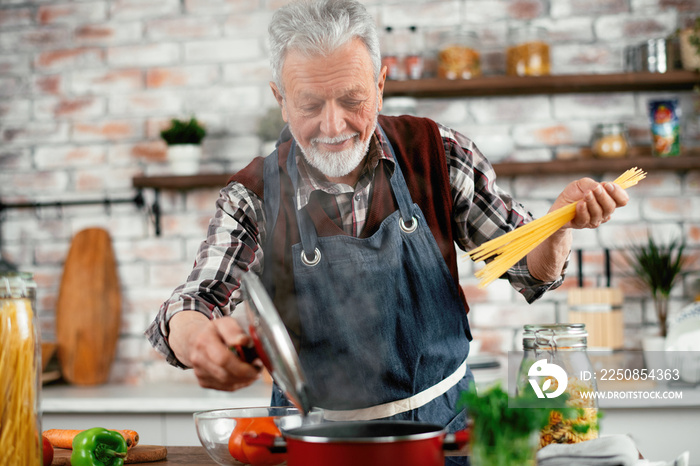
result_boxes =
[321,357,469,422]
[286,140,320,263]
[262,149,281,291]
[376,124,416,227]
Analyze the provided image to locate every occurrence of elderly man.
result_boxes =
[147,0,627,463]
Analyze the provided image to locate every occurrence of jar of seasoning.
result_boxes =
[591,123,629,158]
[516,324,599,448]
[438,28,481,80]
[506,26,551,76]
[0,272,43,464]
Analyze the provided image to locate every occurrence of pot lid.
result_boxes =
[240,272,312,415]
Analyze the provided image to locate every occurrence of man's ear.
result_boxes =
[376,65,387,113]
[269,82,288,122]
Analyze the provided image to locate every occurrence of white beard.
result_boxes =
[291,116,378,179]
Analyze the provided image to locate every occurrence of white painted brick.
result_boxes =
[34,47,104,73]
[462,0,510,24]
[34,144,107,169]
[71,68,144,95]
[37,2,108,26]
[0,98,31,122]
[108,90,183,116]
[2,121,70,146]
[183,38,262,63]
[512,174,574,198]
[146,17,224,40]
[594,11,677,42]
[223,10,275,38]
[415,99,470,127]
[553,93,637,120]
[222,59,272,84]
[642,196,693,222]
[380,1,462,28]
[183,86,261,113]
[551,43,622,74]
[107,43,181,68]
[184,0,261,15]
[0,147,32,170]
[33,95,106,120]
[147,64,221,88]
[552,0,629,18]
[513,121,590,147]
[203,136,260,167]
[109,0,181,21]
[0,54,31,75]
[0,7,33,28]
[470,96,552,124]
[72,119,145,143]
[0,28,73,53]
[75,21,143,47]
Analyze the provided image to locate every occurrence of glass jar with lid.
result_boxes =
[591,123,629,158]
[515,324,599,448]
[506,26,551,76]
[438,28,481,80]
[0,271,43,464]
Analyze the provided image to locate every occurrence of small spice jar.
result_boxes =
[591,123,629,158]
[516,324,599,448]
[506,26,551,76]
[438,29,481,80]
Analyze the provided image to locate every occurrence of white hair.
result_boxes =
[268,0,381,95]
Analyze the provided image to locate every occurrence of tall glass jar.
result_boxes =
[516,324,599,448]
[438,28,481,80]
[0,272,42,464]
[507,26,551,76]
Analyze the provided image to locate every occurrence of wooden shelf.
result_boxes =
[132,173,231,190]
[384,70,699,98]
[492,152,700,177]
[132,153,700,191]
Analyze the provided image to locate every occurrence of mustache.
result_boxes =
[311,133,359,145]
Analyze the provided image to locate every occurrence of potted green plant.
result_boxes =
[624,235,687,339]
[160,117,207,175]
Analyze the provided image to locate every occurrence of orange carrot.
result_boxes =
[43,428,139,449]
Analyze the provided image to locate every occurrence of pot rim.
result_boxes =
[283,421,444,444]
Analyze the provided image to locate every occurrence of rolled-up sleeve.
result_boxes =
[145,182,266,368]
[440,123,566,302]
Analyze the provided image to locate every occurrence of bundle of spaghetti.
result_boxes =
[469,167,646,288]
[0,298,42,464]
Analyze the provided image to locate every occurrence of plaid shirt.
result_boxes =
[146,122,566,368]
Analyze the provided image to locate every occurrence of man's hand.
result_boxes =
[527,177,629,282]
[550,177,629,229]
[169,311,262,391]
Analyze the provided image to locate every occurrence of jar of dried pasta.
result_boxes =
[506,26,551,76]
[592,123,629,158]
[0,272,42,464]
[438,29,481,79]
[516,324,599,448]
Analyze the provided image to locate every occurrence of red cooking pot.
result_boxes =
[244,420,470,466]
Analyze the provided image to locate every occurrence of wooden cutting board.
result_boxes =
[55,227,121,386]
[52,445,167,465]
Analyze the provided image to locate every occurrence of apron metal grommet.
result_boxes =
[301,248,321,266]
[400,216,418,233]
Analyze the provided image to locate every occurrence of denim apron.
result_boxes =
[264,127,472,466]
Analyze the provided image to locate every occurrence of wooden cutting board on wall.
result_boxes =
[56,227,121,385]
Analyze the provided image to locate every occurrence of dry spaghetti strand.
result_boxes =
[469,167,646,288]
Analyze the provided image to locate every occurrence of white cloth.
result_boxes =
[537,435,640,466]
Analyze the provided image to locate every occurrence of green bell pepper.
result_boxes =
[70,427,128,466]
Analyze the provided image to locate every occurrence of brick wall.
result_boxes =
[1,0,700,385]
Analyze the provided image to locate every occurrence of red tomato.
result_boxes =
[228,417,285,466]
[42,435,54,466]
[228,418,254,463]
